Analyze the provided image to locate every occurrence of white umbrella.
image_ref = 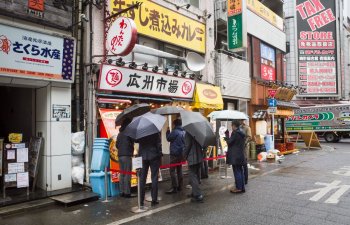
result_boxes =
[208,110,248,120]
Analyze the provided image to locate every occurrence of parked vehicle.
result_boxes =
[286,104,350,143]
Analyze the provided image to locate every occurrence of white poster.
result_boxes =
[12,143,26,149]
[7,150,16,160]
[17,172,29,188]
[98,64,195,99]
[132,157,143,170]
[8,163,25,173]
[0,23,75,83]
[4,174,16,182]
[17,148,28,163]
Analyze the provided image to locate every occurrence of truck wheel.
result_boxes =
[324,133,336,143]
[334,137,341,143]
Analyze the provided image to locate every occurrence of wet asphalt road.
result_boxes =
[1,141,350,225]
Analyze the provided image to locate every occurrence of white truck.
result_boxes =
[286,104,350,142]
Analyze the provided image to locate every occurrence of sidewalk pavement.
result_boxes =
[0,147,323,225]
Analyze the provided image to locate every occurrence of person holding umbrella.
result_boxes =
[116,118,136,198]
[240,119,252,185]
[165,119,185,194]
[225,120,246,193]
[123,112,166,207]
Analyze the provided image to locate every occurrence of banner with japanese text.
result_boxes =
[260,43,276,81]
[227,0,247,52]
[107,0,206,53]
[247,0,283,30]
[98,64,196,99]
[0,23,75,83]
[296,0,338,95]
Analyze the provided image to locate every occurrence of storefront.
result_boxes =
[0,22,76,205]
[250,80,299,155]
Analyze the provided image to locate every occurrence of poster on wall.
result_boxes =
[296,0,338,95]
[0,23,76,83]
[260,43,276,81]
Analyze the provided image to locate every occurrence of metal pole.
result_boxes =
[102,166,111,203]
[131,169,148,213]
[272,113,275,149]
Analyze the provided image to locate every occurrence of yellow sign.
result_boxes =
[108,0,206,53]
[247,0,283,30]
[227,0,242,16]
[193,83,224,110]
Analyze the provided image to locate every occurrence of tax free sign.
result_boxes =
[227,0,247,52]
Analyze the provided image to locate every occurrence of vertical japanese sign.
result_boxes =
[107,0,206,53]
[227,0,247,52]
[260,43,276,81]
[296,0,338,95]
[0,23,75,83]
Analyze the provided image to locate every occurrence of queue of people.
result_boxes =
[115,105,252,207]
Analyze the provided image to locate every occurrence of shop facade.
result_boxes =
[0,1,76,205]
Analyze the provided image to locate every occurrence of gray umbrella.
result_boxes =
[123,112,166,140]
[115,103,150,126]
[154,106,184,115]
[180,111,216,147]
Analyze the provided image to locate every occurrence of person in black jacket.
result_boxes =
[138,132,162,207]
[165,119,185,194]
[225,120,246,193]
[184,132,204,203]
[116,118,136,198]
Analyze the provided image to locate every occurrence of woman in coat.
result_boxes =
[225,120,246,193]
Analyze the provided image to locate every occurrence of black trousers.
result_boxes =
[243,163,248,184]
[189,163,202,197]
[140,158,161,205]
[169,155,183,189]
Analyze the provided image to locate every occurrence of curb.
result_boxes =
[0,198,55,217]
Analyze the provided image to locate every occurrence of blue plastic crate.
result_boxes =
[90,147,110,171]
[89,171,119,198]
[89,171,107,198]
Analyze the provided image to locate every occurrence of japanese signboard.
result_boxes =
[98,64,195,98]
[227,0,242,17]
[52,104,71,120]
[28,0,45,12]
[0,24,76,83]
[227,0,247,52]
[296,0,338,95]
[106,17,137,56]
[247,0,284,30]
[260,43,276,81]
[107,0,205,53]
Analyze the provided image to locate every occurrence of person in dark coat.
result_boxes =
[116,118,136,198]
[225,120,246,193]
[165,119,185,194]
[138,132,162,207]
[184,132,204,203]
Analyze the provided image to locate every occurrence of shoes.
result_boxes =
[151,201,159,206]
[185,185,192,189]
[191,195,204,203]
[124,193,137,198]
[165,188,178,194]
[230,188,245,194]
[177,186,182,192]
[187,193,194,198]
[120,193,125,197]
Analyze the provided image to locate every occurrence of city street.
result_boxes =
[1,141,350,225]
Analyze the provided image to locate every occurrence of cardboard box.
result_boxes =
[255,135,265,145]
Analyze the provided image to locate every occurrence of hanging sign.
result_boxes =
[106,17,137,56]
[227,0,247,52]
[98,64,195,99]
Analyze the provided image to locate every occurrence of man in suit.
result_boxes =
[138,132,162,207]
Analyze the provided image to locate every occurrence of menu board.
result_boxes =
[3,143,29,188]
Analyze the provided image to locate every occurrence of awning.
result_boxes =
[277,100,300,109]
[192,83,224,110]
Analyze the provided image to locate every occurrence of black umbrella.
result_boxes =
[154,106,184,115]
[123,112,166,140]
[115,103,150,126]
[180,111,216,147]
